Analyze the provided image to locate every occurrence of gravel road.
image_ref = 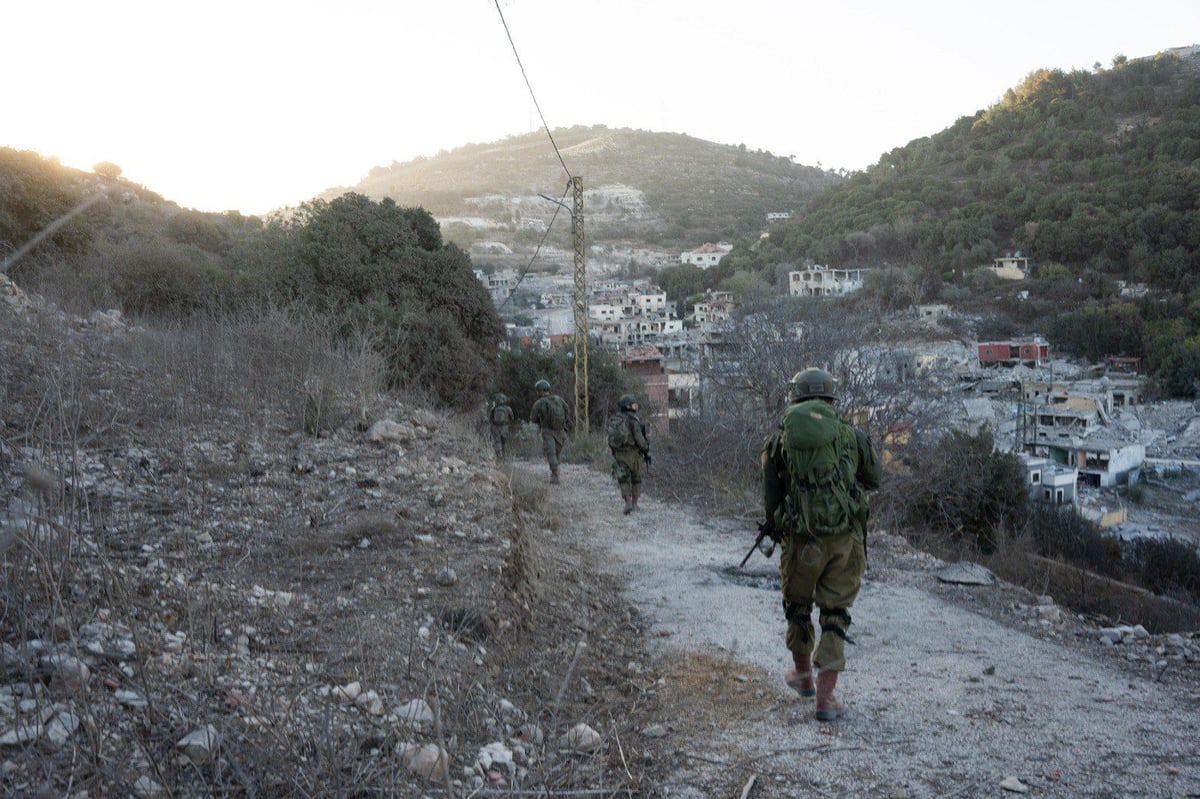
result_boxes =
[549,461,1200,799]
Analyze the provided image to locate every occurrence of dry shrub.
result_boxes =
[656,415,761,516]
[1121,536,1200,604]
[509,468,550,520]
[933,505,1200,633]
[564,430,608,465]
[1023,504,1123,576]
[114,307,386,433]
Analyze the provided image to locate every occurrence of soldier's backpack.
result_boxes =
[778,400,859,537]
[545,396,568,432]
[490,405,512,425]
[606,413,633,450]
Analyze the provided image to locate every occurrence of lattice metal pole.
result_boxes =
[571,175,589,434]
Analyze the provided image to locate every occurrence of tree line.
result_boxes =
[0,148,502,409]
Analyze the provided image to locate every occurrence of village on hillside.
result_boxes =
[468,224,1200,552]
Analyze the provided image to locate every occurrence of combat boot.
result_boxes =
[631,489,640,511]
[784,653,815,698]
[622,496,633,515]
[814,670,844,721]
[550,466,560,484]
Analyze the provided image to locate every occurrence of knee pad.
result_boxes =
[819,608,855,644]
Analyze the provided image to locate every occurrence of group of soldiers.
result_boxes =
[486,368,879,722]
[486,379,572,483]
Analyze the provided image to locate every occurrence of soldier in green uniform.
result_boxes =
[529,379,570,483]
[489,393,513,461]
[607,394,651,514]
[761,367,881,721]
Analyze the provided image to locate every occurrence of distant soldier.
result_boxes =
[606,394,651,514]
[489,393,514,461]
[529,379,571,483]
[761,367,880,721]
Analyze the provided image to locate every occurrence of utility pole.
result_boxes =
[571,176,589,433]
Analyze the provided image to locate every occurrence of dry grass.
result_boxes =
[111,307,387,434]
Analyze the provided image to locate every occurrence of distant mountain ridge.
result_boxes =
[328,125,842,249]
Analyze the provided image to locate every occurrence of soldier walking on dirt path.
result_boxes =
[530,379,571,483]
[606,394,651,514]
[761,367,881,721]
[488,393,513,461]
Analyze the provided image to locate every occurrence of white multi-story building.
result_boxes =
[693,291,735,327]
[680,242,734,268]
[474,269,516,304]
[589,303,622,322]
[630,285,668,316]
[788,265,866,297]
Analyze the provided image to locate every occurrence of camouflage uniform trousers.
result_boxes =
[779,528,866,672]
[490,425,509,459]
[611,447,645,497]
[541,429,566,468]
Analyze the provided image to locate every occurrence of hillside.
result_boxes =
[330,125,842,249]
[732,47,1200,289]
[0,289,651,795]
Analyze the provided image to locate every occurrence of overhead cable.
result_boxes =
[497,181,571,310]
[492,0,572,181]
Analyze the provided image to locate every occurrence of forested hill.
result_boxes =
[329,125,841,249]
[728,48,1200,293]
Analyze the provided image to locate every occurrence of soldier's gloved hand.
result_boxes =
[758,519,781,543]
[642,451,652,465]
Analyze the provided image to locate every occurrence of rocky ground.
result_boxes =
[0,300,664,797]
[3,287,1200,798]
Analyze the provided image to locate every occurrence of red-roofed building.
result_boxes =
[680,242,733,269]
[623,345,669,435]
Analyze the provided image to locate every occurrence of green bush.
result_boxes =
[271,194,504,410]
[492,344,640,432]
[109,240,251,316]
[899,429,1030,552]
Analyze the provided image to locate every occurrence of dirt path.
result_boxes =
[536,461,1200,798]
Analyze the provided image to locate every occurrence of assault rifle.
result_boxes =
[738,521,778,568]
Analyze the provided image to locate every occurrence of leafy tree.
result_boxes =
[899,429,1029,552]
[281,193,504,409]
[492,344,638,430]
[93,161,122,180]
[0,147,99,269]
[168,209,228,252]
[656,262,717,311]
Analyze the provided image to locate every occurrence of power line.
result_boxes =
[496,181,571,311]
[492,0,572,181]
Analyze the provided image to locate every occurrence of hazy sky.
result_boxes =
[5,1,1197,214]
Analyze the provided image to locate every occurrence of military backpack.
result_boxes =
[606,413,634,450]
[544,396,568,432]
[777,400,859,537]
[490,405,513,426]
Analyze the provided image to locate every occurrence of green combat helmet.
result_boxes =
[494,393,508,404]
[789,367,838,403]
[534,379,551,391]
[618,394,638,411]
